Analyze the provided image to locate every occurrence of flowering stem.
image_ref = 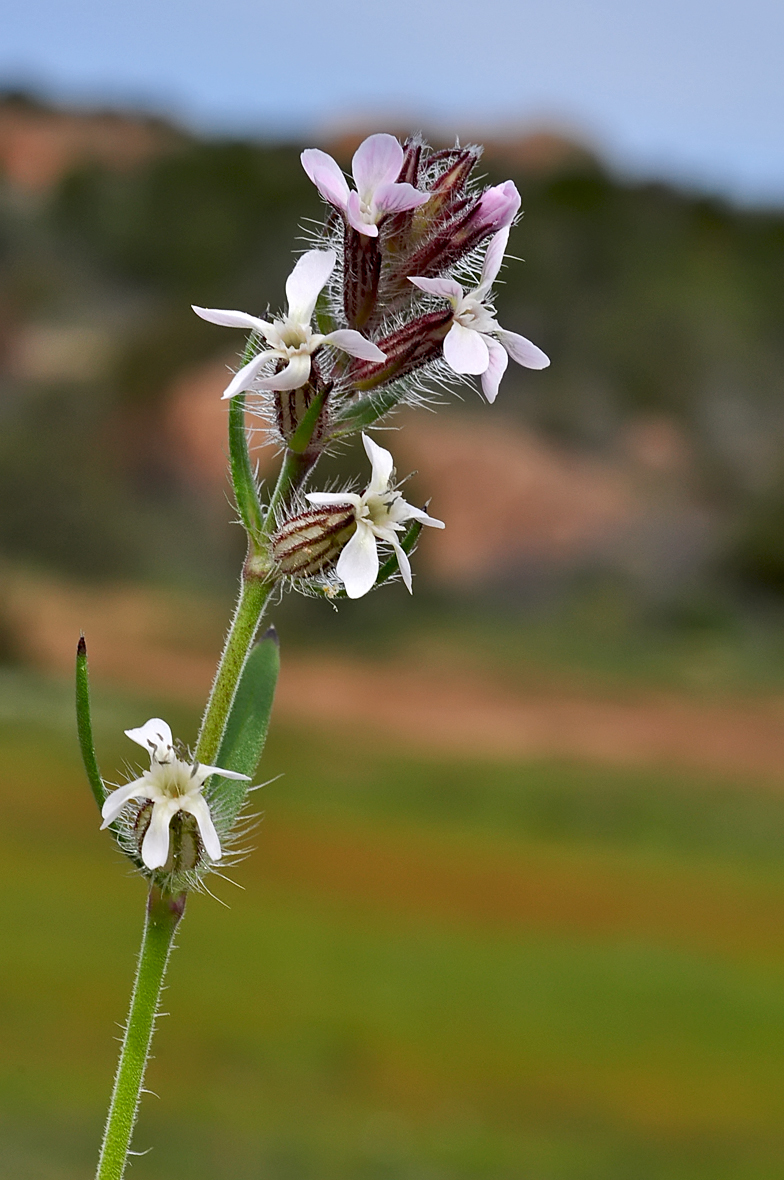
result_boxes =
[195,574,272,766]
[263,447,314,525]
[95,887,185,1180]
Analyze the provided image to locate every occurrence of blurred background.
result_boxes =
[3,1,784,1177]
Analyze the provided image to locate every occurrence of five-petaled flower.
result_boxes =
[306,434,444,599]
[100,719,249,871]
[301,133,430,238]
[193,249,385,399]
[409,228,550,402]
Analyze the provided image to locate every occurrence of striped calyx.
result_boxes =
[271,505,357,578]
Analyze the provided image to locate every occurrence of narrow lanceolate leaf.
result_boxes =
[287,382,331,454]
[211,628,280,829]
[229,392,264,545]
[75,635,107,811]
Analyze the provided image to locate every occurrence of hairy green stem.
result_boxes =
[95,888,185,1180]
[197,330,324,775]
[195,575,272,766]
[262,448,315,524]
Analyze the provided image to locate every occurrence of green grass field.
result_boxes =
[4,669,784,1179]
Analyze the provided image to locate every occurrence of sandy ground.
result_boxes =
[5,567,784,781]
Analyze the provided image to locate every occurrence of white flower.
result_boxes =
[306,434,444,599]
[301,133,430,238]
[193,249,385,399]
[100,718,249,871]
[408,229,550,402]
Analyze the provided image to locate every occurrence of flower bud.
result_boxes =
[400,179,521,284]
[271,505,356,577]
[423,147,480,222]
[348,308,453,392]
[397,138,422,188]
[468,180,522,235]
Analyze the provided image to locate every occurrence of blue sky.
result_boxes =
[3,0,783,203]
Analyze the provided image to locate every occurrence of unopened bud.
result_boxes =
[402,179,521,282]
[349,308,453,392]
[425,147,481,220]
[272,505,356,577]
[397,138,422,188]
[469,180,521,235]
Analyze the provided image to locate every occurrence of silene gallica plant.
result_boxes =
[76,132,550,1180]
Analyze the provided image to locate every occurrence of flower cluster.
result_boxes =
[99,131,550,888]
[197,134,547,419]
[191,132,548,595]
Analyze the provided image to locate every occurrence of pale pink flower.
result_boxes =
[193,249,384,398]
[301,133,430,238]
[306,434,444,598]
[409,229,549,402]
[471,181,522,234]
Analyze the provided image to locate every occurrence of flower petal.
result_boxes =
[255,352,312,392]
[475,228,510,297]
[323,329,385,361]
[352,133,403,199]
[300,148,350,211]
[141,799,177,870]
[191,306,273,336]
[336,522,379,599]
[125,718,174,761]
[346,190,378,236]
[408,275,463,304]
[480,335,509,403]
[181,795,222,862]
[196,763,251,782]
[285,249,336,323]
[391,538,413,593]
[473,180,521,233]
[496,329,551,370]
[401,502,446,529]
[362,433,394,495]
[443,323,490,375]
[221,350,275,399]
[373,181,430,215]
[306,492,363,510]
[100,778,151,828]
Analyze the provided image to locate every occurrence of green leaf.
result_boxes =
[211,627,280,829]
[288,383,330,454]
[229,390,264,543]
[333,386,403,433]
[75,635,107,812]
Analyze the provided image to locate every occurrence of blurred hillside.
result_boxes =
[2,92,784,620]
